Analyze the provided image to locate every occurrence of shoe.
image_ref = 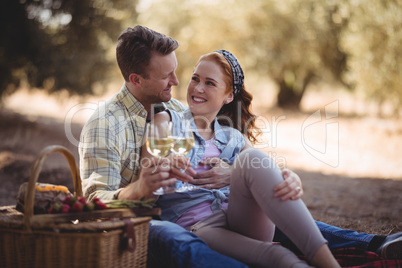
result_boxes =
[379,233,402,259]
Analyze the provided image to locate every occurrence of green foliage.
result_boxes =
[239,0,349,108]
[2,0,401,114]
[139,0,349,109]
[138,0,402,114]
[341,0,402,116]
[0,0,138,100]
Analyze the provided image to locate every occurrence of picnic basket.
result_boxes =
[0,145,158,268]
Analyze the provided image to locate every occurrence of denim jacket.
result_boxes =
[157,108,245,223]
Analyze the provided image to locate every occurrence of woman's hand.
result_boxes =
[193,157,232,189]
[274,168,303,201]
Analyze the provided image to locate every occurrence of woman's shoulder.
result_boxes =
[216,123,244,142]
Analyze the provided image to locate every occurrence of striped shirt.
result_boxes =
[78,84,185,201]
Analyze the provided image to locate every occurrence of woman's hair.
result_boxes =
[196,52,261,144]
[116,25,179,81]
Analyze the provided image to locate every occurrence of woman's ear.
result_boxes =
[225,92,234,104]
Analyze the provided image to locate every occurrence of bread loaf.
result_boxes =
[16,182,72,214]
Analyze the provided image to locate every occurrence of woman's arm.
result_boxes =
[244,134,304,200]
[274,168,303,201]
[194,132,304,199]
[242,135,253,151]
[192,158,233,189]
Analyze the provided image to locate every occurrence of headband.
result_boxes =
[215,50,244,97]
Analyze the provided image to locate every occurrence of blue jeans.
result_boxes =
[147,220,248,268]
[273,220,376,254]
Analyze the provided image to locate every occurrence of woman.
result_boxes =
[143,50,340,267]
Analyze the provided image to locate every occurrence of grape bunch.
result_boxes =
[48,196,107,214]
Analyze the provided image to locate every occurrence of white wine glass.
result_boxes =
[171,120,198,192]
[145,121,175,195]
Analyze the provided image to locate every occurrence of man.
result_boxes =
[79,25,401,267]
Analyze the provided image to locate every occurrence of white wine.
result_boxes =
[146,137,173,157]
[171,137,195,156]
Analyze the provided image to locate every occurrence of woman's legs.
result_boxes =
[227,149,339,267]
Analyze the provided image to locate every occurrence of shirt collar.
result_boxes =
[119,84,169,119]
[118,84,146,118]
[183,108,228,145]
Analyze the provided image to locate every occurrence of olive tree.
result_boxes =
[341,0,402,116]
[0,0,138,101]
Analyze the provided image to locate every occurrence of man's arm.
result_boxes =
[118,150,195,200]
[79,118,126,201]
[117,157,177,200]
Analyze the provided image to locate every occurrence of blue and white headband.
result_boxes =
[215,50,244,97]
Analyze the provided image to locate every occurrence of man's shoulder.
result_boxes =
[84,100,121,122]
[81,98,130,135]
[164,98,186,111]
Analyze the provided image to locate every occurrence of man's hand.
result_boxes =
[193,157,232,189]
[118,155,195,200]
[274,168,303,201]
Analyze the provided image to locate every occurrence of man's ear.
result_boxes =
[225,92,234,104]
[128,73,142,86]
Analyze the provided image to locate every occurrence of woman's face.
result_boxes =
[187,60,233,122]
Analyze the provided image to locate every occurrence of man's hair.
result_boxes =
[116,25,179,81]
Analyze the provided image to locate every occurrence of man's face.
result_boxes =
[141,52,179,105]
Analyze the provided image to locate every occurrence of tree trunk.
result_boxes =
[276,73,314,110]
[276,80,303,110]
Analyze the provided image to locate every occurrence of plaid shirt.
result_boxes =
[79,84,185,201]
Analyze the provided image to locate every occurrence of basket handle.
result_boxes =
[23,145,83,230]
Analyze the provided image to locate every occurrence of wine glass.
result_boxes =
[171,120,198,192]
[145,121,175,195]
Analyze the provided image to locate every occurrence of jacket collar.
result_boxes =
[182,108,229,145]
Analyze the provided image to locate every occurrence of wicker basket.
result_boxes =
[0,145,152,268]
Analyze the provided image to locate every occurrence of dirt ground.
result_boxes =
[0,105,401,236]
